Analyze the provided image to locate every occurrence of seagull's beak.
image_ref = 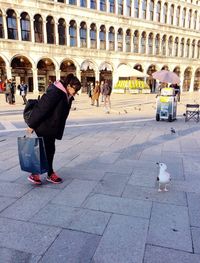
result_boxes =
[156,162,159,165]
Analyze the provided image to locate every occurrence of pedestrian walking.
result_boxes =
[88,82,94,105]
[0,78,5,93]
[102,80,112,113]
[10,80,15,104]
[26,73,81,185]
[5,79,12,104]
[18,81,28,105]
[91,81,100,107]
[100,80,105,102]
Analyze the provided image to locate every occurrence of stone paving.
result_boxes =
[0,92,200,262]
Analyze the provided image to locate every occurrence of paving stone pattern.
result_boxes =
[0,93,200,262]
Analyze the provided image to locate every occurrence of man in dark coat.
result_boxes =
[27,74,81,185]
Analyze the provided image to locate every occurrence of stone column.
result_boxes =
[123,29,126,52]
[96,26,100,49]
[30,18,35,42]
[77,26,80,47]
[130,31,133,53]
[179,74,184,93]
[17,16,21,41]
[112,68,118,89]
[146,0,150,20]
[96,0,100,11]
[55,21,59,45]
[32,68,39,93]
[43,20,47,44]
[77,0,80,7]
[66,23,69,46]
[115,28,118,51]
[6,66,12,80]
[153,1,157,22]
[87,26,90,48]
[123,0,127,16]
[106,28,109,50]
[55,69,61,80]
[95,70,100,82]
[3,15,8,39]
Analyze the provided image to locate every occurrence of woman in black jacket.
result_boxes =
[27,74,81,185]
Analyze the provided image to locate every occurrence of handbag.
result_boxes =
[17,136,48,174]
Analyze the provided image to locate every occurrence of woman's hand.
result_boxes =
[27,127,34,134]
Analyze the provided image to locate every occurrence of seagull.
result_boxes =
[171,127,176,134]
[156,162,171,192]
[124,109,128,114]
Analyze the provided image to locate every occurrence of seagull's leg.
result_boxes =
[164,185,168,192]
[158,183,162,192]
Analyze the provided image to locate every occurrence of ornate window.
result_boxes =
[80,0,87,7]
[194,11,197,29]
[149,0,154,21]
[174,37,179,56]
[90,23,97,49]
[161,35,166,55]
[69,20,77,47]
[148,33,153,54]
[141,32,146,53]
[186,39,190,57]
[117,28,123,51]
[182,8,186,27]
[109,0,115,12]
[21,12,31,41]
[163,3,167,23]
[180,38,184,57]
[169,5,174,25]
[80,22,87,48]
[175,6,180,26]
[133,30,139,53]
[197,41,200,59]
[91,0,96,9]
[168,36,173,56]
[46,16,55,44]
[34,14,43,43]
[188,9,192,28]
[192,40,195,58]
[99,25,106,49]
[100,0,106,11]
[118,0,123,15]
[0,10,4,38]
[141,0,147,19]
[58,18,66,45]
[127,0,131,16]
[7,9,18,40]
[156,2,161,22]
[134,0,139,18]
[126,29,131,52]
[155,34,160,55]
[109,26,115,51]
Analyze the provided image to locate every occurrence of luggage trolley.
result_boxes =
[156,87,177,122]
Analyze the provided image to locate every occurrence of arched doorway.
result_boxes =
[194,68,200,91]
[0,56,6,81]
[80,60,96,93]
[99,62,112,86]
[60,60,76,80]
[183,67,192,91]
[11,56,33,91]
[37,58,55,92]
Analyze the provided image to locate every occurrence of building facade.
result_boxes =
[0,0,200,92]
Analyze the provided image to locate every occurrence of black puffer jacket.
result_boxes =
[28,83,73,140]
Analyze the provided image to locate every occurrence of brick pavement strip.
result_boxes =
[0,92,200,262]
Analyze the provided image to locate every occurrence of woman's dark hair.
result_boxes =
[61,74,81,92]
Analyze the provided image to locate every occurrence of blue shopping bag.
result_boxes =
[18,136,48,174]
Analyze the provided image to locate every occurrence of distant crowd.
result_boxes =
[0,78,28,105]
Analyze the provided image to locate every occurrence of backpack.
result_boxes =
[23,99,39,126]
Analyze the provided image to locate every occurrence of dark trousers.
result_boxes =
[42,136,56,176]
